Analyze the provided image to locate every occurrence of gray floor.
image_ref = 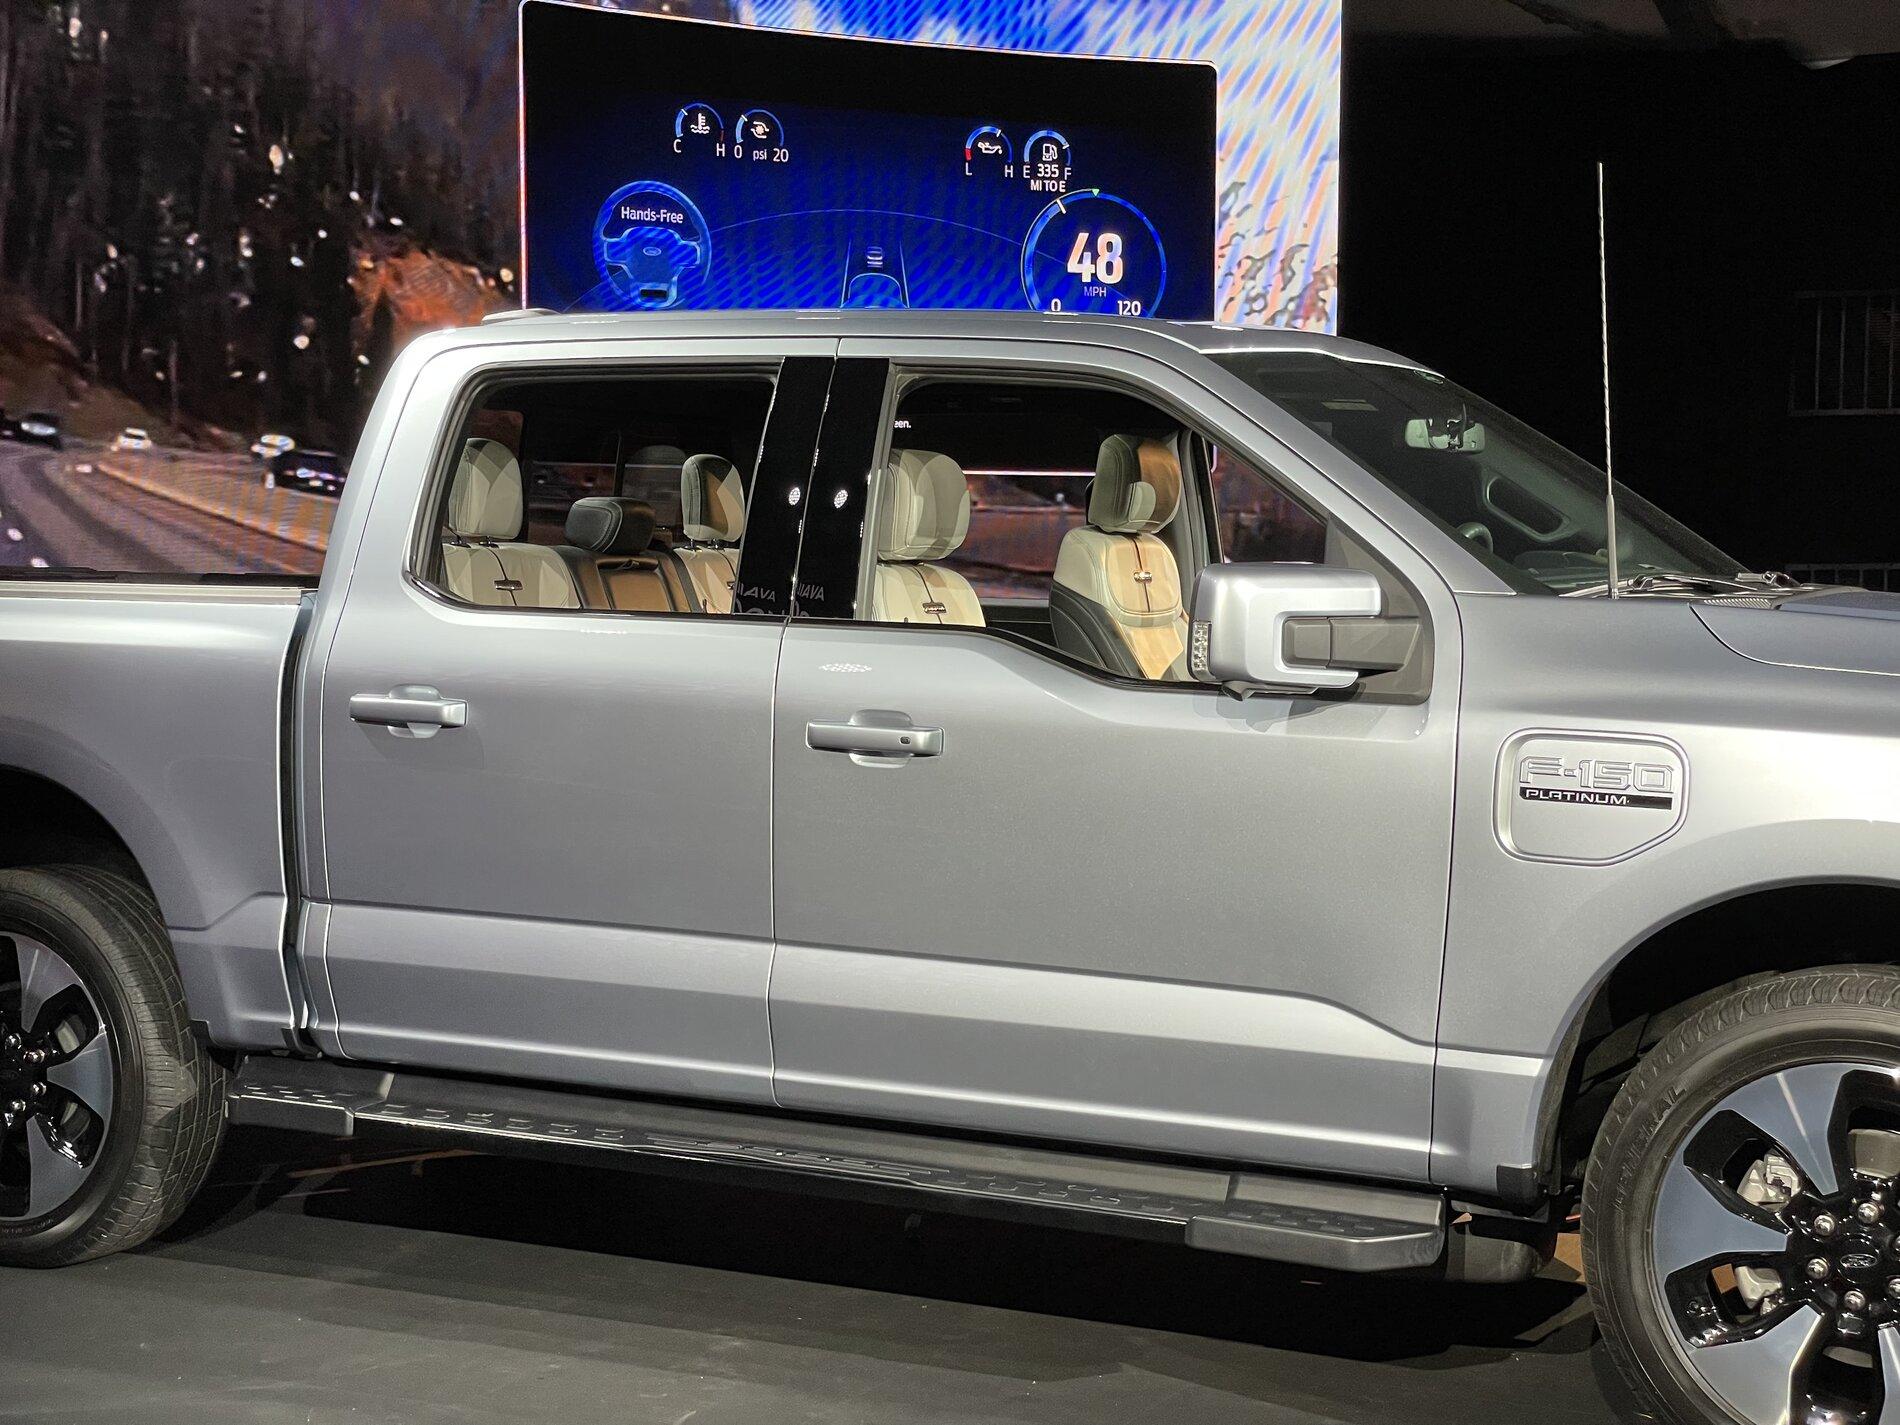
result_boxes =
[0,1129,1624,1424]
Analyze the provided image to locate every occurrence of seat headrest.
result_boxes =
[448,438,525,540]
[876,449,971,562]
[565,497,657,557]
[629,444,686,474]
[1089,435,1182,536]
[682,454,746,544]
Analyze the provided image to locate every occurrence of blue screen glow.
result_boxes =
[521,3,1217,319]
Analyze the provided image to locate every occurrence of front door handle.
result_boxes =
[350,686,468,739]
[807,710,944,760]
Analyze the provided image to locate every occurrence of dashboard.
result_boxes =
[520,3,1216,320]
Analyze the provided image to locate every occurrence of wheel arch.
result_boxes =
[1536,878,1900,1197]
[0,763,191,927]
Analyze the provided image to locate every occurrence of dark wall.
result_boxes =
[1340,40,1900,569]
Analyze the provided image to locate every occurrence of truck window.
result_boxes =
[417,372,774,617]
[1211,444,1328,564]
[859,377,1326,685]
[1210,350,1743,595]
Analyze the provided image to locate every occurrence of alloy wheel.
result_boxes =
[1652,1061,1900,1425]
[0,932,115,1222]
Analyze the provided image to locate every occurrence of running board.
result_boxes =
[227,1057,1447,1274]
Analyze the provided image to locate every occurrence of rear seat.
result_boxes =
[676,454,745,614]
[558,496,695,613]
[442,439,582,609]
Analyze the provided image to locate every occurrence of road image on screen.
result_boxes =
[519,3,1217,320]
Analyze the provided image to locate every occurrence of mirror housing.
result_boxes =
[1189,563,1392,696]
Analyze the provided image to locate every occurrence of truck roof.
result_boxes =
[465,308,1423,369]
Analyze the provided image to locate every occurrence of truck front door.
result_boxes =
[766,341,1461,1182]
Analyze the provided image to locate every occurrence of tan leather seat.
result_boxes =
[441,439,582,609]
[868,449,984,627]
[676,454,745,614]
[557,497,692,612]
[1051,435,1190,680]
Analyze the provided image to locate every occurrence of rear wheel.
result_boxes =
[1586,968,1900,1425]
[0,867,226,1266]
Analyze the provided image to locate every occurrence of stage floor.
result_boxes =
[0,1128,1622,1424]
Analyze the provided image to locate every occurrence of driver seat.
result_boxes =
[1050,435,1190,681]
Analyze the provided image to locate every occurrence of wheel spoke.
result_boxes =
[1720,1064,1861,1198]
[16,938,81,1038]
[23,1119,89,1220]
[46,1030,113,1125]
[1655,1154,1789,1277]
[1690,1304,1826,1425]
[1877,1326,1900,1425]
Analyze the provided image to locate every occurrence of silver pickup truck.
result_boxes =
[3,310,1897,1425]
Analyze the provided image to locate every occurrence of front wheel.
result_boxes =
[0,867,226,1267]
[1586,968,1900,1425]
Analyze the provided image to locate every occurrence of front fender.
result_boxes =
[1434,817,1900,1198]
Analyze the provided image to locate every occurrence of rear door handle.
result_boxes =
[350,686,468,739]
[807,711,944,760]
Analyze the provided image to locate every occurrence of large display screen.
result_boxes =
[519,2,1217,319]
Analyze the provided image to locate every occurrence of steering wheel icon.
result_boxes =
[593,182,712,311]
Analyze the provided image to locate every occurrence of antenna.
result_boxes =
[1598,160,1621,598]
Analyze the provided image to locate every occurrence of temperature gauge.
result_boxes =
[1019,190,1166,318]
[963,125,1013,178]
[673,103,723,156]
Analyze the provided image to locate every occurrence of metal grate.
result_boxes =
[1792,292,1900,415]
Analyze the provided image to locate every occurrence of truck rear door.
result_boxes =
[304,336,833,1104]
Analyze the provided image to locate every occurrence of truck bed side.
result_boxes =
[0,582,307,1048]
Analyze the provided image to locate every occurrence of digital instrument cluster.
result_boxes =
[521,3,1216,320]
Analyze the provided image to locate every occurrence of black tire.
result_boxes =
[1583,966,1900,1425]
[0,866,226,1267]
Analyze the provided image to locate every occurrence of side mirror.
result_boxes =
[1190,563,1402,696]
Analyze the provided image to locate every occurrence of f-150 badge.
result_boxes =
[1517,755,1676,811]
[1497,731,1688,865]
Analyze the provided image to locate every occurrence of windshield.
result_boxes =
[1210,351,1742,595]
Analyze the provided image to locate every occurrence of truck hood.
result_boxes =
[1696,589,1900,678]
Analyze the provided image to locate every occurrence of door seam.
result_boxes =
[765,342,840,1108]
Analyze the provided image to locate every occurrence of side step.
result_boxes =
[228,1057,1447,1274]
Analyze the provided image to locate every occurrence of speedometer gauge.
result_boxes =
[1019,190,1167,317]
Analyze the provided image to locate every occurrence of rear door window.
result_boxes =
[415,370,778,617]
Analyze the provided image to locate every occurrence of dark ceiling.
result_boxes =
[1348,0,1900,63]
